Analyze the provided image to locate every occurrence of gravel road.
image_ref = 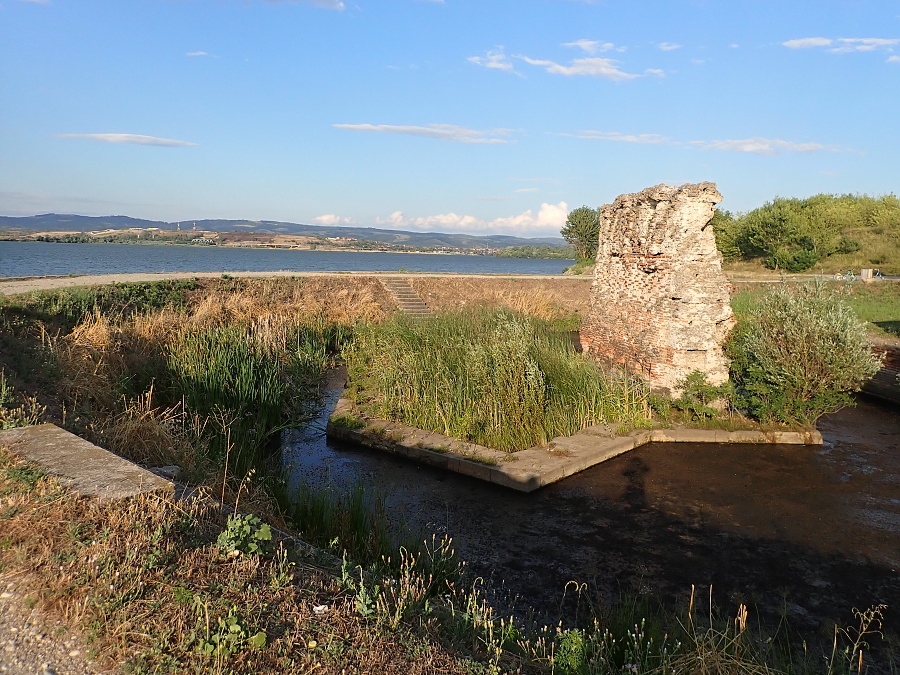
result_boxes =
[0,576,103,675]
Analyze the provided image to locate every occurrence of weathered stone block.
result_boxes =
[580,182,735,395]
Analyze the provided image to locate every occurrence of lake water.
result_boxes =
[0,241,573,278]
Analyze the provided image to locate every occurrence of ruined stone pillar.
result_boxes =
[580,182,735,396]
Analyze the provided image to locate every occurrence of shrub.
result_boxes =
[727,282,882,424]
[671,371,733,421]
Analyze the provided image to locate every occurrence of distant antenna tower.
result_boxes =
[176,222,181,230]
[192,222,197,231]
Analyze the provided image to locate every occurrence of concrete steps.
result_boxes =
[381,277,431,316]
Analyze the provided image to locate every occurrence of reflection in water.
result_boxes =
[283,395,900,630]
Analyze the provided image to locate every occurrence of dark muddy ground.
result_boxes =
[283,394,899,654]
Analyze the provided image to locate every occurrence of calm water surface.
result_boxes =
[283,392,900,637]
[0,241,573,277]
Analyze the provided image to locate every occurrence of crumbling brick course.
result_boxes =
[580,182,735,395]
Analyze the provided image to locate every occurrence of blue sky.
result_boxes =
[1,0,898,238]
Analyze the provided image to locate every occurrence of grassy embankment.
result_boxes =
[0,277,897,673]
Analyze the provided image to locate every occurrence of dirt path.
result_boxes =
[0,574,103,675]
[0,271,594,298]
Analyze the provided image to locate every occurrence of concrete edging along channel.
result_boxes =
[325,397,823,493]
[0,423,174,500]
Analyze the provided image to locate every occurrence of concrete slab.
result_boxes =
[0,424,174,500]
[326,398,824,493]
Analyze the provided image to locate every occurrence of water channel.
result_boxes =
[283,381,900,640]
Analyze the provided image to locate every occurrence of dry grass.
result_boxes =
[0,446,468,674]
[187,277,393,326]
[407,276,593,320]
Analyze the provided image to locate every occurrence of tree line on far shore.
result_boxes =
[561,193,900,273]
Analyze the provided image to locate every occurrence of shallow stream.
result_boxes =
[283,388,900,635]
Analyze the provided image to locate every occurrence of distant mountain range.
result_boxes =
[0,214,567,249]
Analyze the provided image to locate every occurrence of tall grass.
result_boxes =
[345,309,649,452]
[166,319,344,478]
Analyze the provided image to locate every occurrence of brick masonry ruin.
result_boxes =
[580,182,736,395]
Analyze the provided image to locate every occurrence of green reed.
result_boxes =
[344,309,649,452]
[166,319,344,478]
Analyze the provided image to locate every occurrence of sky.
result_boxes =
[1,0,898,238]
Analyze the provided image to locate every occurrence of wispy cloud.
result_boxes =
[57,133,197,147]
[514,187,539,193]
[518,55,639,80]
[562,40,623,55]
[658,42,682,51]
[570,130,838,155]
[511,177,561,183]
[830,37,900,53]
[467,47,516,72]
[577,131,669,144]
[783,37,833,49]
[187,51,210,57]
[264,0,345,8]
[332,123,515,144]
[690,137,832,155]
[376,202,569,236]
[783,36,900,54]
[889,55,900,63]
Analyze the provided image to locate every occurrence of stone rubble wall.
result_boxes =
[580,182,735,395]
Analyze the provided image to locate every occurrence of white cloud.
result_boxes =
[376,202,569,236]
[577,131,668,144]
[644,68,666,77]
[830,37,900,53]
[888,55,900,63]
[187,51,209,57]
[314,214,355,225]
[783,37,833,49]
[562,40,623,54]
[57,133,197,147]
[514,187,539,193]
[690,137,831,155]
[658,42,682,51]
[518,55,639,80]
[332,123,515,144]
[783,36,900,54]
[265,0,345,7]
[567,129,839,155]
[467,47,515,72]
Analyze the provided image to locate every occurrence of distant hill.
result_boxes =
[0,214,567,249]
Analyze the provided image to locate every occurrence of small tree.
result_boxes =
[561,206,600,259]
[727,282,882,425]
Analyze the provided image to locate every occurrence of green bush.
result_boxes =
[671,371,733,421]
[727,283,882,424]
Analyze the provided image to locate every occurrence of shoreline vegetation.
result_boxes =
[0,277,898,673]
